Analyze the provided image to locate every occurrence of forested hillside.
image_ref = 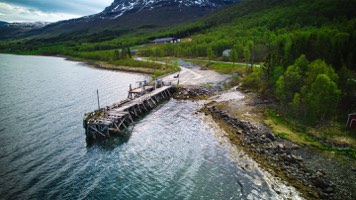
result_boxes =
[0,0,355,128]
[135,0,356,153]
[140,0,356,124]
[144,0,355,68]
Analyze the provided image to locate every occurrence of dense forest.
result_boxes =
[0,0,355,142]
[138,0,356,125]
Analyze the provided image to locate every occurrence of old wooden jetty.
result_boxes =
[83,83,174,140]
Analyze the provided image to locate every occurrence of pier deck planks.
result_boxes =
[84,85,173,140]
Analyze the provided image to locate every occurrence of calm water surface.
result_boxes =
[0,54,282,199]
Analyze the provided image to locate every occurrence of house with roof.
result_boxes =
[151,37,180,44]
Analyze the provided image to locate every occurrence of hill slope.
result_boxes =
[0,0,239,40]
[143,0,355,69]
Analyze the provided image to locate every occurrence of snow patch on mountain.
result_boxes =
[96,0,238,20]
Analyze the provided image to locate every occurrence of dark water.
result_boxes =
[0,54,283,199]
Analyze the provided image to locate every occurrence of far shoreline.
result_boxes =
[56,54,156,75]
[0,53,156,75]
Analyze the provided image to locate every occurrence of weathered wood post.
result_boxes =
[97,89,100,110]
[128,84,133,99]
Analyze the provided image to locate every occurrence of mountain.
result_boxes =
[0,0,239,40]
[0,21,9,27]
[96,0,237,20]
[4,22,49,29]
[0,22,50,40]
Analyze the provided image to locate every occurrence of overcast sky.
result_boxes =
[0,0,114,23]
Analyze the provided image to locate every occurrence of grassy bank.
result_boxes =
[83,60,155,74]
[265,109,356,159]
[184,59,249,75]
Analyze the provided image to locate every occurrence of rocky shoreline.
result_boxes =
[205,105,334,199]
[173,86,355,200]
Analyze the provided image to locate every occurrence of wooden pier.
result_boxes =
[83,84,174,140]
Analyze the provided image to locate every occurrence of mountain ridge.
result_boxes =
[0,0,239,40]
[96,0,236,19]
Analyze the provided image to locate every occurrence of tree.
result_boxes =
[271,66,284,87]
[114,50,120,60]
[337,65,354,96]
[247,40,254,50]
[207,47,215,62]
[251,44,268,62]
[305,59,338,85]
[282,63,304,102]
[275,75,287,103]
[244,47,251,68]
[305,74,341,122]
[247,40,255,65]
[262,52,278,86]
[283,36,292,63]
[229,48,238,66]
[120,48,127,59]
[293,54,309,72]
[127,47,132,58]
[289,92,301,117]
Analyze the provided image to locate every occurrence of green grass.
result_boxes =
[183,59,249,75]
[264,109,356,159]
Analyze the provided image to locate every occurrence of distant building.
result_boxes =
[223,49,231,57]
[151,37,180,44]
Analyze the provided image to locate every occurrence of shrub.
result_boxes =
[242,69,263,91]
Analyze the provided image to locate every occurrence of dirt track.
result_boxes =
[135,57,230,86]
[162,65,229,85]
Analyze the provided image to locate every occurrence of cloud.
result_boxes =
[0,3,82,22]
[0,0,113,15]
[0,1,114,22]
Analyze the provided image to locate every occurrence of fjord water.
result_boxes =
[0,54,281,199]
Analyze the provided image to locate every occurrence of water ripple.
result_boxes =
[0,54,287,199]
